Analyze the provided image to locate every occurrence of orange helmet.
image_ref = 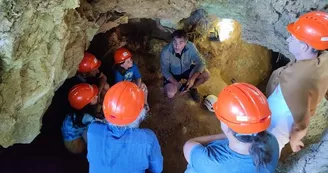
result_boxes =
[78,52,101,72]
[114,48,132,64]
[287,11,328,50]
[213,83,271,134]
[103,81,144,125]
[68,83,99,110]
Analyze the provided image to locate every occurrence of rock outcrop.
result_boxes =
[0,0,89,147]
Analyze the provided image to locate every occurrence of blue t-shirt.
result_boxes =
[185,133,279,173]
[61,113,96,141]
[87,122,163,173]
[114,63,141,83]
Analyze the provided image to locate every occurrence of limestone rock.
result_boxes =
[277,131,328,173]
[197,0,328,59]
[195,21,271,86]
[0,0,89,147]
[148,39,168,55]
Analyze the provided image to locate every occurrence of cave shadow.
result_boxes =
[257,51,290,93]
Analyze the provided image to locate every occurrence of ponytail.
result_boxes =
[234,131,272,170]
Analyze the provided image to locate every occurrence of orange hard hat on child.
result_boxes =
[103,81,144,125]
[114,48,132,64]
[287,11,328,50]
[78,52,102,72]
[68,83,99,110]
[213,83,271,134]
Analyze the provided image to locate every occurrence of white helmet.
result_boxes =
[203,94,218,112]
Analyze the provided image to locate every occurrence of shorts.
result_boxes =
[163,65,195,86]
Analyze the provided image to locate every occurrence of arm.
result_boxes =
[190,72,200,80]
[136,78,142,88]
[98,72,107,93]
[186,43,206,88]
[290,113,310,152]
[183,133,227,163]
[160,50,179,86]
[133,65,142,88]
[190,43,206,74]
[82,127,88,144]
[186,72,201,89]
[287,89,312,152]
[265,67,285,97]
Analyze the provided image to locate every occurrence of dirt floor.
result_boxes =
[135,53,223,173]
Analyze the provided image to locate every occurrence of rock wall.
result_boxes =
[199,0,328,59]
[0,0,92,147]
[0,0,327,153]
[194,20,272,87]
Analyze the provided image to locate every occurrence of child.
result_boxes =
[113,48,149,111]
[61,83,102,154]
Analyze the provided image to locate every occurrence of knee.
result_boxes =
[166,88,177,98]
[202,70,210,81]
[166,91,176,98]
[164,84,177,98]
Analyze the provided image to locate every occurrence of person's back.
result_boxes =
[183,83,280,173]
[87,122,163,173]
[185,132,279,173]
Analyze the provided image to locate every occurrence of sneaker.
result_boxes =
[189,88,201,102]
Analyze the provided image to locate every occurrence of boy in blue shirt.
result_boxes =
[113,47,149,111]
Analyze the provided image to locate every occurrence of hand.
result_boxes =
[186,78,196,90]
[290,139,304,152]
